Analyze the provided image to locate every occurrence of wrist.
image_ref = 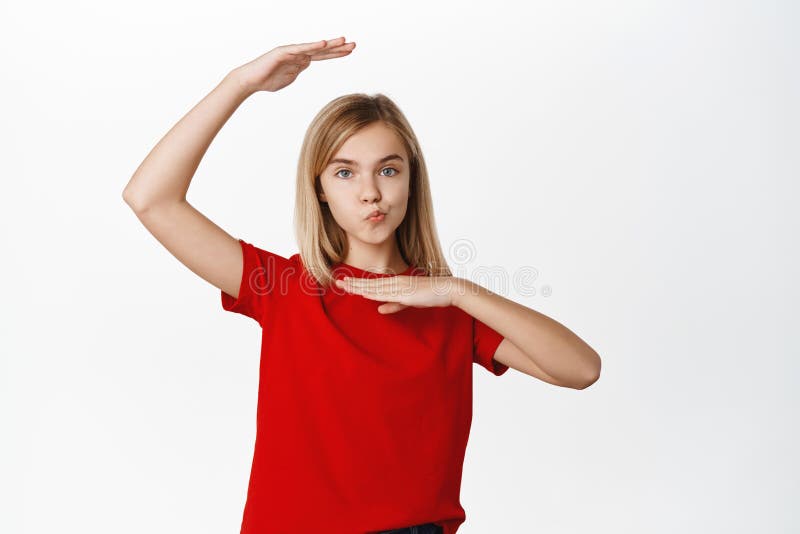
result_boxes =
[449,277,473,309]
[224,69,256,99]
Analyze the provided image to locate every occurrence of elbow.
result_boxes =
[122,186,141,211]
[575,374,599,390]
[122,174,152,212]
[575,352,601,390]
[122,182,183,214]
[122,186,156,214]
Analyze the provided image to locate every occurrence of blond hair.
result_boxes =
[293,93,453,288]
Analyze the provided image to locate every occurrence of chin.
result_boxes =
[357,233,392,246]
[350,223,396,244]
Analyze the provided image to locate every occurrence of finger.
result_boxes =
[346,285,398,301]
[335,279,367,293]
[349,277,407,292]
[343,281,388,294]
[342,276,371,284]
[307,43,355,59]
[344,275,400,284]
[306,51,353,62]
[295,41,353,57]
[334,279,350,292]
[289,45,350,60]
[284,37,345,54]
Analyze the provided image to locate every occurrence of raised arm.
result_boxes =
[122,37,355,299]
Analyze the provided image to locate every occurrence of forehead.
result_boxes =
[329,122,407,164]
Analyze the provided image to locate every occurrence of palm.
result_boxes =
[336,275,458,315]
[394,276,453,308]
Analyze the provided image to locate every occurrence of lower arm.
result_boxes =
[452,277,601,386]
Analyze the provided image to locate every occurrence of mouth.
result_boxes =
[365,210,385,221]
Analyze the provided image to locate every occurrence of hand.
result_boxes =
[335,275,463,315]
[231,36,356,94]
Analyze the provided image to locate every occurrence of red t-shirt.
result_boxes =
[221,238,508,534]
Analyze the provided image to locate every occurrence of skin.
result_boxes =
[121,37,358,305]
[338,274,602,389]
[318,121,412,275]
[327,135,602,390]
[122,35,601,389]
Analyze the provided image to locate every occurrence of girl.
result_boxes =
[123,37,601,534]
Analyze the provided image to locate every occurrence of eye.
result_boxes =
[334,167,400,179]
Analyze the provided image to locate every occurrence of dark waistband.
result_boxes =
[376,522,444,534]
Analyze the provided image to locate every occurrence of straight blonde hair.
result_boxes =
[293,93,453,288]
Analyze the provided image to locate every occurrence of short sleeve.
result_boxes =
[220,238,293,327]
[473,316,509,376]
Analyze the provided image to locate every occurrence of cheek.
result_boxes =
[326,199,361,229]
[392,205,408,224]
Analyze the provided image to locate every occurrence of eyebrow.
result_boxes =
[327,154,405,167]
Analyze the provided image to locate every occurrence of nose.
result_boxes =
[359,176,381,204]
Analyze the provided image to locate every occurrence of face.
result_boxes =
[318,122,411,247]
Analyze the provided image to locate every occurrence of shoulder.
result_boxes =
[239,244,300,288]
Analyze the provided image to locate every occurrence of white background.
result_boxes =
[2,0,798,532]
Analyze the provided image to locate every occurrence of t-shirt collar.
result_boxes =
[332,261,418,279]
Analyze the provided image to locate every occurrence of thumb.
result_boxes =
[378,303,408,314]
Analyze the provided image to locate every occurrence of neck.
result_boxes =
[341,239,408,274]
